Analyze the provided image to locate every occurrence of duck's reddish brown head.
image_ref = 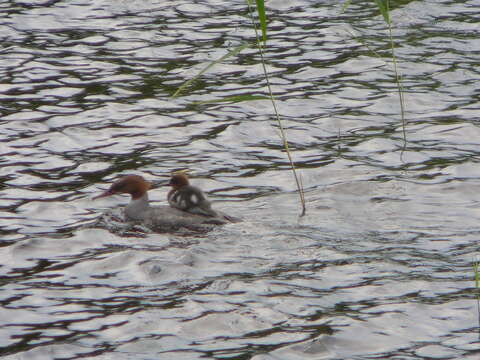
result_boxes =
[94,175,151,200]
[168,173,190,190]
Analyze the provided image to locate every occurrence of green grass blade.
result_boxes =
[474,261,480,290]
[193,94,269,105]
[246,0,306,216]
[172,42,250,98]
[255,0,267,44]
[373,0,390,24]
[340,0,352,13]
[474,260,480,339]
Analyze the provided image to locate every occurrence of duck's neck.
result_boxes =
[125,193,150,220]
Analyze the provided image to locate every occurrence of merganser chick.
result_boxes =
[94,175,230,230]
[167,173,219,217]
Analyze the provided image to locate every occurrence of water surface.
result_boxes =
[1,0,479,359]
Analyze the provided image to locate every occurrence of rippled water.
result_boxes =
[1,0,479,359]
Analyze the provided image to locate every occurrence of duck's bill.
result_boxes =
[93,190,114,200]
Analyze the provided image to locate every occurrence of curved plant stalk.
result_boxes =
[378,0,407,146]
[171,0,306,215]
[375,0,407,147]
[246,0,306,216]
[384,5,407,148]
[343,0,407,146]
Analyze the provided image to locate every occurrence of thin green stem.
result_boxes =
[474,260,480,339]
[385,0,407,148]
[246,1,306,216]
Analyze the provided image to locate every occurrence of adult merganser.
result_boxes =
[94,175,234,231]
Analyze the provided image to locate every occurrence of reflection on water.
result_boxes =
[1,0,479,359]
